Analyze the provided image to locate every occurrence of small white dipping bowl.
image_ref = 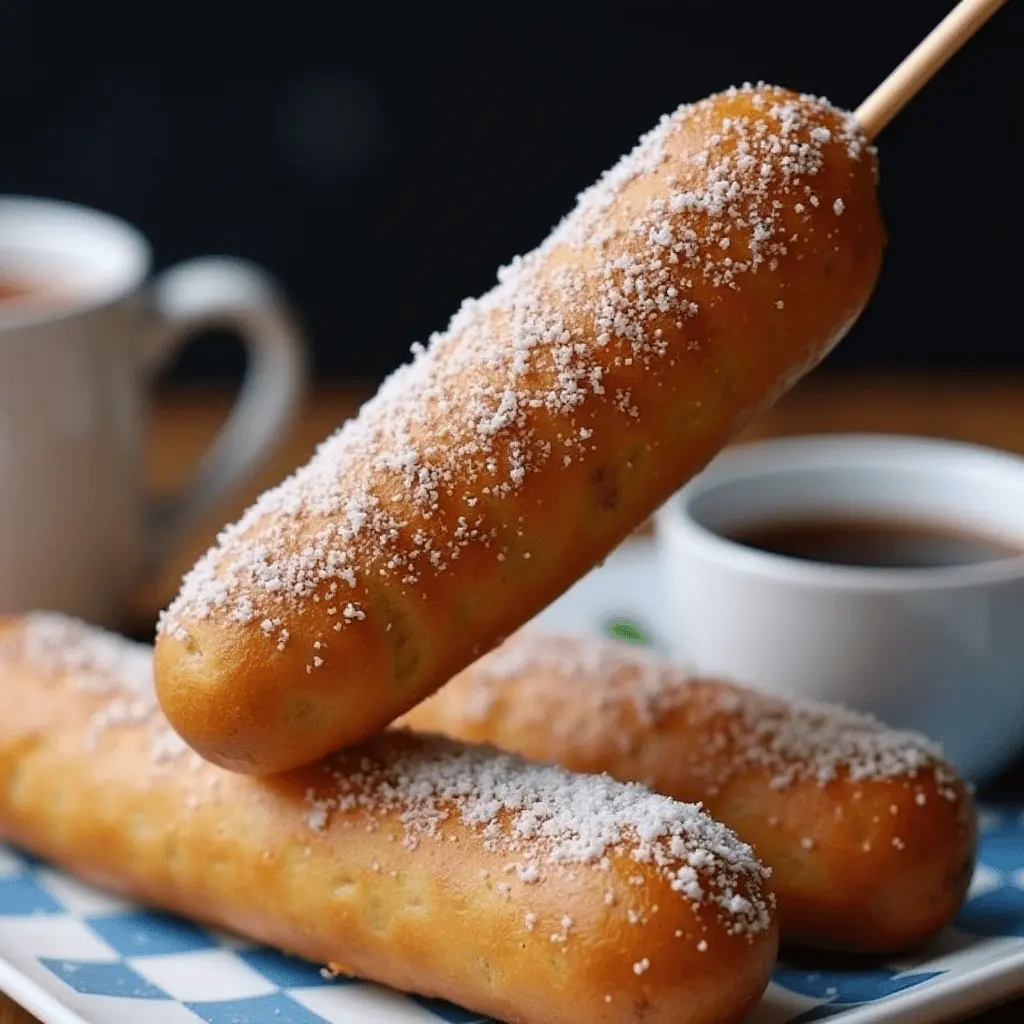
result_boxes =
[653,433,1024,784]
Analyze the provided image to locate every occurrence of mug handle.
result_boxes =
[142,256,308,573]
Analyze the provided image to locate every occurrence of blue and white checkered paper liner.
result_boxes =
[3,808,1024,1024]
[3,540,1024,1024]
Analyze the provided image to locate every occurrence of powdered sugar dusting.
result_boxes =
[1,613,186,761]
[157,82,870,662]
[4,612,152,695]
[462,629,681,727]
[444,630,959,790]
[303,732,772,935]
[1,614,773,938]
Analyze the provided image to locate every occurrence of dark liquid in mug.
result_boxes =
[726,517,1023,569]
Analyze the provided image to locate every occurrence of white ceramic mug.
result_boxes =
[654,434,1024,782]
[0,195,307,627]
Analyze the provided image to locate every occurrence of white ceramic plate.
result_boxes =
[2,539,1023,1024]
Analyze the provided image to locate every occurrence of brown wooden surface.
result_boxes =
[4,371,1024,1023]
[0,1004,34,1024]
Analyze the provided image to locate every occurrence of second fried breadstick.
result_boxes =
[399,630,977,953]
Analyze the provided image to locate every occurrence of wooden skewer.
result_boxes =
[856,0,1009,141]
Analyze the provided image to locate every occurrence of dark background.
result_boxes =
[1,0,1020,386]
